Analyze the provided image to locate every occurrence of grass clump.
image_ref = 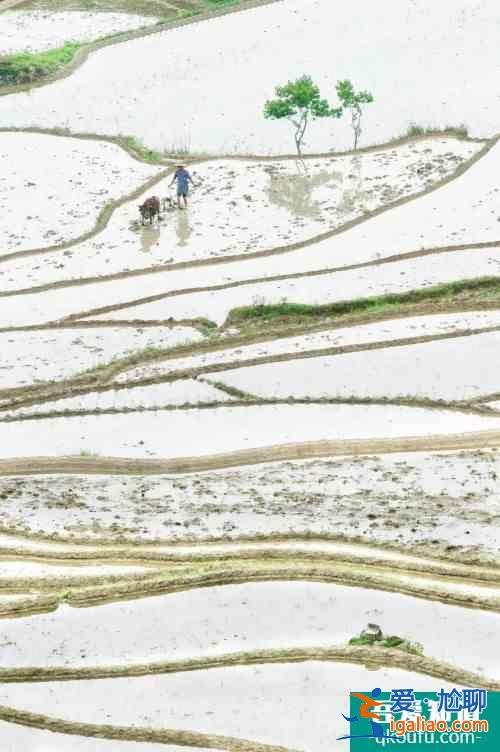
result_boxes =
[119,135,163,164]
[349,630,423,656]
[177,8,200,18]
[206,0,241,7]
[199,320,219,337]
[0,43,80,86]
[79,449,100,458]
[407,123,469,139]
[226,277,500,332]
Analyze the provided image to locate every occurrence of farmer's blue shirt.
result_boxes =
[175,168,192,192]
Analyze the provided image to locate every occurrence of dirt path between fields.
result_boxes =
[5,238,500,300]
[0,703,296,752]
[0,0,286,98]
[2,429,500,476]
[0,645,496,689]
[0,647,496,748]
[0,0,27,10]
[2,396,496,424]
[61,245,500,324]
[1,321,499,407]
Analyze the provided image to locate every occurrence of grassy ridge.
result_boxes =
[206,0,240,6]
[227,277,500,328]
[0,0,244,88]
[0,42,80,86]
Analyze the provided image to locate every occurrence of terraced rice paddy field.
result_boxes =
[1,0,500,750]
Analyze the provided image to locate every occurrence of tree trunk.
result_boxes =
[295,132,302,156]
[352,106,362,151]
[295,111,308,155]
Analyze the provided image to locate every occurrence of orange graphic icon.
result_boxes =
[351,691,383,721]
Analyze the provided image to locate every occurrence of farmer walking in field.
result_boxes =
[170,164,194,209]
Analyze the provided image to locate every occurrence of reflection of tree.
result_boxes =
[336,155,372,215]
[266,165,343,219]
[176,210,192,247]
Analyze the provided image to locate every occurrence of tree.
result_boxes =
[264,75,342,156]
[335,80,374,150]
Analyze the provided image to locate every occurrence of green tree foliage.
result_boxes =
[336,79,374,150]
[264,75,342,155]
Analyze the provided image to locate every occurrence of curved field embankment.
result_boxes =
[0,0,285,97]
[2,429,500,476]
[0,319,498,412]
[0,131,493,286]
[0,645,497,689]
[0,703,294,752]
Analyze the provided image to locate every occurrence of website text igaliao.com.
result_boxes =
[375,717,489,745]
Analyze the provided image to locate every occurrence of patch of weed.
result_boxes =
[205,0,241,7]
[349,633,423,656]
[0,42,80,86]
[407,123,469,139]
[118,135,163,163]
[79,449,100,458]
[227,277,500,331]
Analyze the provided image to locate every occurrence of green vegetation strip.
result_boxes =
[228,277,500,328]
[0,0,283,94]
[0,645,497,690]
[206,0,241,7]
[0,43,80,86]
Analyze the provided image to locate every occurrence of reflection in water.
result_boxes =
[140,225,160,253]
[266,156,373,220]
[176,209,193,246]
[338,155,363,213]
[266,162,343,219]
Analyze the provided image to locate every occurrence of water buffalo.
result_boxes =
[139,195,161,225]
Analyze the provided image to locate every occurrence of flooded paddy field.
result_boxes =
[0,137,479,288]
[0,132,161,255]
[0,450,499,558]
[0,326,201,389]
[0,10,158,55]
[0,663,460,752]
[1,1,499,750]
[3,404,500,460]
[0,0,498,154]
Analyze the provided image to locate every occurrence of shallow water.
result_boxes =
[2,404,500,459]
[1,0,498,154]
[116,311,500,383]
[209,330,500,402]
[0,139,477,290]
[0,132,160,255]
[0,326,201,389]
[0,10,157,54]
[0,662,461,752]
[0,581,497,678]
